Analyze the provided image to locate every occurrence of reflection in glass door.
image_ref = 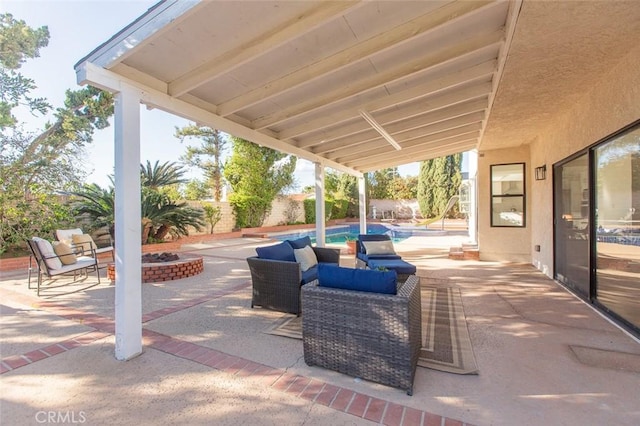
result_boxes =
[594,130,640,329]
[554,154,590,299]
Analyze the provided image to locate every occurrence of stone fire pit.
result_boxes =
[107,252,204,283]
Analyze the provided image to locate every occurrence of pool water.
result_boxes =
[272,223,416,245]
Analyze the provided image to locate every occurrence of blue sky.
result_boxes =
[4,0,420,191]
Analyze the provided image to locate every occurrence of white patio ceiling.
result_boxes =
[75,0,640,175]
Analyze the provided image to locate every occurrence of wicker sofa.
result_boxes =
[247,238,340,315]
[301,274,422,395]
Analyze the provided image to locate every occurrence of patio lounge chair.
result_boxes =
[247,236,340,315]
[27,237,101,296]
[56,228,114,262]
[355,234,416,281]
[302,270,422,395]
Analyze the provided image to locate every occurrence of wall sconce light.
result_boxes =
[535,165,547,180]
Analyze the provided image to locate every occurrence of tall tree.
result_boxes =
[417,154,462,218]
[182,179,211,201]
[175,125,227,201]
[390,175,418,200]
[0,14,113,253]
[367,167,400,199]
[323,170,359,218]
[0,13,50,129]
[223,136,296,228]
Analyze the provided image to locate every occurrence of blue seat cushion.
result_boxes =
[301,265,318,284]
[255,241,295,262]
[317,264,397,295]
[287,236,312,249]
[356,252,402,262]
[367,259,416,276]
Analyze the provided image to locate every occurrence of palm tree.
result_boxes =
[70,183,115,238]
[140,189,204,243]
[140,160,187,190]
[71,162,204,244]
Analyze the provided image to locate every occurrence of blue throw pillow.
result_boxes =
[318,264,397,295]
[287,236,312,249]
[255,241,295,262]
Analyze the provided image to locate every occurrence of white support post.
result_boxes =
[468,150,478,245]
[314,163,326,247]
[358,176,367,234]
[114,85,142,361]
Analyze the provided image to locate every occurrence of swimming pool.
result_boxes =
[271,223,436,244]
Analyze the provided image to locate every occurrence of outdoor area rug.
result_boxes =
[265,286,478,375]
[419,287,478,374]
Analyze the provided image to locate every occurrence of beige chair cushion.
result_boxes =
[53,242,77,265]
[294,245,318,272]
[56,228,83,246]
[72,234,97,254]
[362,240,396,255]
[33,237,63,270]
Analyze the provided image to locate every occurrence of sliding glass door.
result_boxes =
[594,129,640,329]
[554,122,640,335]
[554,154,590,299]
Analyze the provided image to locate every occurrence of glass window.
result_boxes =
[491,163,525,227]
[594,126,640,329]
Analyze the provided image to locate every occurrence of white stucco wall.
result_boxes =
[531,42,640,277]
[478,145,531,262]
[489,43,640,274]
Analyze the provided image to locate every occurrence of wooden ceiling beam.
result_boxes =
[292,59,495,145]
[333,123,481,163]
[309,85,490,154]
[357,140,477,172]
[323,112,484,159]
[310,97,488,154]
[251,30,503,130]
[348,136,479,170]
[218,0,495,116]
[168,1,361,97]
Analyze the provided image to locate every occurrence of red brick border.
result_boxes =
[0,278,473,425]
[107,254,204,283]
[145,331,474,426]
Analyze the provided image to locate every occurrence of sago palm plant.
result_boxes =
[71,162,204,244]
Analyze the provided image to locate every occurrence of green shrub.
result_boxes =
[331,198,349,219]
[303,199,334,224]
[229,193,270,228]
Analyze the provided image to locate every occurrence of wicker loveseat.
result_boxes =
[247,236,340,315]
[301,270,422,395]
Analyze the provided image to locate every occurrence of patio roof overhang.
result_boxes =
[74,0,520,176]
[75,0,640,173]
[74,0,640,174]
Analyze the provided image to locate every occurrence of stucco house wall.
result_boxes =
[481,42,640,273]
[531,41,640,278]
[478,145,531,262]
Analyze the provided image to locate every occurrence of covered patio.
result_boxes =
[2,234,639,425]
[71,0,640,360]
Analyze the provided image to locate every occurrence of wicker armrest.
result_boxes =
[247,256,303,315]
[302,275,422,394]
[312,246,341,264]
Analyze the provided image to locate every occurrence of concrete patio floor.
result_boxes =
[1,234,639,426]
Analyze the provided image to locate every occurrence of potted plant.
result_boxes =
[345,236,357,255]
